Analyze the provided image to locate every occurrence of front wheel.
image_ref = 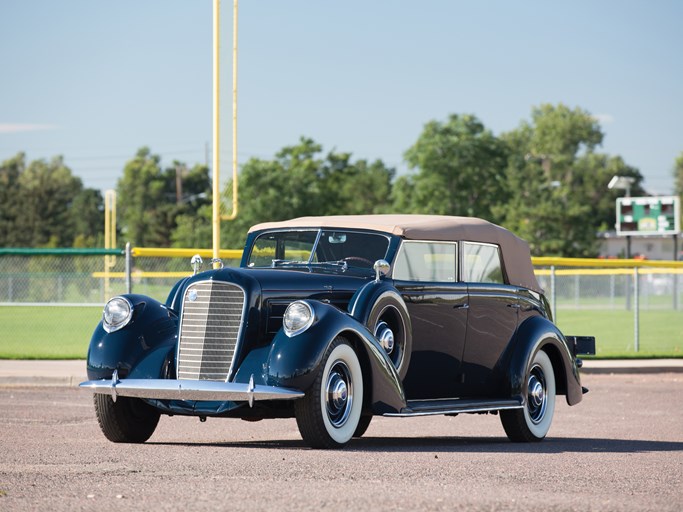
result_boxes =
[295,337,364,449]
[500,349,556,442]
[94,394,160,443]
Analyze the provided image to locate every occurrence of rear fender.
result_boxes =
[266,300,406,414]
[506,315,583,406]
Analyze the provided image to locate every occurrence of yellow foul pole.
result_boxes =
[211,0,221,264]
[212,0,239,267]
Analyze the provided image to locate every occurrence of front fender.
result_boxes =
[347,278,397,323]
[86,294,178,381]
[266,301,406,414]
[506,315,583,406]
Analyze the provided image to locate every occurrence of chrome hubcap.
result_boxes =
[326,361,353,428]
[527,365,547,424]
[375,321,395,354]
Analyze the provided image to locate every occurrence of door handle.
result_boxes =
[506,303,521,309]
[453,303,469,310]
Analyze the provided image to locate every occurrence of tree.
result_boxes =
[117,148,211,247]
[497,103,644,257]
[675,152,683,200]
[395,114,509,223]
[0,153,25,246]
[0,153,102,247]
[71,188,104,246]
[213,137,395,248]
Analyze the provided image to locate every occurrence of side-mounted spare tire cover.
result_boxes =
[364,290,412,379]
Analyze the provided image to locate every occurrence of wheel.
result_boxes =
[295,337,364,449]
[353,414,373,438]
[94,394,160,443]
[367,291,412,379]
[500,350,556,442]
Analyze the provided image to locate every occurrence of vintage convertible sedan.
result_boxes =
[81,215,595,448]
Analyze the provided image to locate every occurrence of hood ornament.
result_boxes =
[190,255,203,275]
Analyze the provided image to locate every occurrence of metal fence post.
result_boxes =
[126,242,132,294]
[634,267,640,352]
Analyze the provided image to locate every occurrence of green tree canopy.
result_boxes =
[675,151,683,200]
[0,153,102,247]
[496,104,644,257]
[117,147,211,247]
[394,114,509,222]
[203,137,395,248]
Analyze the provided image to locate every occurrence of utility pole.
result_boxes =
[175,163,184,205]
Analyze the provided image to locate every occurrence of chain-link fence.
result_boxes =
[535,262,682,357]
[1,248,682,358]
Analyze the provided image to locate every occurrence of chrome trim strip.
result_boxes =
[79,378,304,404]
[383,403,523,417]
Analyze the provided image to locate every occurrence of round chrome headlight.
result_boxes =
[283,301,314,337]
[103,296,133,333]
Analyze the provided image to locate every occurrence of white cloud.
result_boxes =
[593,114,614,125]
[0,123,58,134]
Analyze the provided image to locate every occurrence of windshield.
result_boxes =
[247,229,390,270]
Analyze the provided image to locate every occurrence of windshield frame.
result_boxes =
[246,228,392,270]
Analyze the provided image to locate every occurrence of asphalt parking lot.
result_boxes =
[1,373,682,512]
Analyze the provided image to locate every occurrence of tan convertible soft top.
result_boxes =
[249,215,542,293]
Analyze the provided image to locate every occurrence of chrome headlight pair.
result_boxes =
[103,297,133,333]
[283,301,314,337]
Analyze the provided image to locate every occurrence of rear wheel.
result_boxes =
[94,394,160,443]
[295,337,364,449]
[500,350,556,442]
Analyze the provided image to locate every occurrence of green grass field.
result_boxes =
[1,305,681,359]
[555,309,682,357]
[0,305,101,359]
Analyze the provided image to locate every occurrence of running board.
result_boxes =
[384,398,523,417]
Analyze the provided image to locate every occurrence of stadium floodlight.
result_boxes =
[607,175,636,197]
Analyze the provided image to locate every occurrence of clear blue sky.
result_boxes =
[1,0,681,195]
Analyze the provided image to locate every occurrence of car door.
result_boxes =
[459,242,520,397]
[391,241,469,399]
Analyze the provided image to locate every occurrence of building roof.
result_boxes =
[249,215,542,293]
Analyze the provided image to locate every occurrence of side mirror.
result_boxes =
[373,259,390,283]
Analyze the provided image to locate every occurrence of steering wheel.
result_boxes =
[342,256,374,267]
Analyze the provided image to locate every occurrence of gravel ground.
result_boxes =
[1,373,682,511]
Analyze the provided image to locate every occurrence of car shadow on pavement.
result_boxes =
[349,436,683,454]
[148,436,683,453]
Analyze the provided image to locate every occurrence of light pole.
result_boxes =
[608,175,636,258]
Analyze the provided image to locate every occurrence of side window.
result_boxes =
[463,242,504,284]
[393,242,456,282]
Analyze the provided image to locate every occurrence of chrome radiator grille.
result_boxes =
[177,281,245,382]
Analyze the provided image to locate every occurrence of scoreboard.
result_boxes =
[616,196,680,236]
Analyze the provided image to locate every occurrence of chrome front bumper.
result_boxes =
[79,371,304,407]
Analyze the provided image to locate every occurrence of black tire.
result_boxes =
[367,291,412,379]
[500,350,556,442]
[353,414,373,438]
[295,336,364,449]
[94,394,160,443]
